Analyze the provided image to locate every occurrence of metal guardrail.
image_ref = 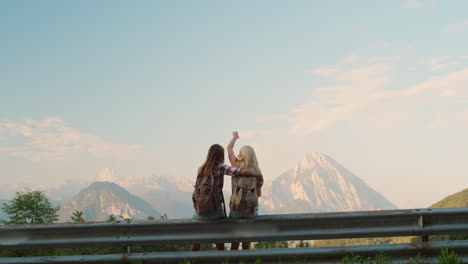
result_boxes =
[1,241,468,264]
[0,208,467,263]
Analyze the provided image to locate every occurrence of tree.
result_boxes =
[159,213,168,220]
[107,214,116,221]
[70,210,85,223]
[118,215,133,223]
[1,189,59,224]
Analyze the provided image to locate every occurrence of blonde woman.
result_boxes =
[227,131,263,250]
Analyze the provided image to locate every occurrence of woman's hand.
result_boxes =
[228,131,240,166]
[257,176,264,197]
[232,131,239,140]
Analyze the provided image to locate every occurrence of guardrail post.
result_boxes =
[121,245,130,264]
[123,224,130,263]
[418,215,429,242]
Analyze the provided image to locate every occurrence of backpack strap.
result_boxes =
[210,171,215,186]
[210,170,227,217]
[220,190,227,217]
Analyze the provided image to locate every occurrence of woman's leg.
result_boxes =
[191,243,224,251]
[231,242,240,250]
[242,242,251,250]
[216,243,225,250]
[191,244,201,251]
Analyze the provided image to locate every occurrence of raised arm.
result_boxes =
[227,131,240,166]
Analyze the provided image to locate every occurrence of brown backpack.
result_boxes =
[192,173,223,216]
[229,176,259,215]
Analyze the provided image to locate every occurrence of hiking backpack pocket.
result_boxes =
[192,174,219,215]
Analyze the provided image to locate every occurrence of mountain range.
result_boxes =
[95,168,194,218]
[3,152,400,222]
[2,153,466,224]
[56,152,396,221]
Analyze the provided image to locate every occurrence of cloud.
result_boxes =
[403,67,468,100]
[290,55,400,135]
[429,108,468,128]
[0,117,144,163]
[429,119,450,129]
[255,114,288,122]
[445,20,468,33]
[419,56,459,71]
[459,109,468,126]
[253,54,468,141]
[237,129,287,142]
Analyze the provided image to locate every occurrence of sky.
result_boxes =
[1,0,467,208]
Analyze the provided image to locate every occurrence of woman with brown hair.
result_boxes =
[191,143,262,251]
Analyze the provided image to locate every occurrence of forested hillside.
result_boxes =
[313,187,468,247]
[430,188,468,208]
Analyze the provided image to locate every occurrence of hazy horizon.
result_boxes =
[1,1,468,209]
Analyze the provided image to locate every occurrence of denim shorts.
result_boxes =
[229,206,259,219]
[192,203,226,221]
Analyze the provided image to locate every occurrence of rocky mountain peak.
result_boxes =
[298,152,332,171]
[58,181,160,222]
[96,168,121,183]
[260,152,396,214]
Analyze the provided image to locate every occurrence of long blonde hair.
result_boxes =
[238,145,261,173]
[238,145,263,197]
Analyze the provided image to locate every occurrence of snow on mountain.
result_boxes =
[96,168,193,193]
[95,168,194,218]
[260,152,396,214]
[96,168,121,183]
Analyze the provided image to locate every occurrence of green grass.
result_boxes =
[177,250,463,264]
[438,249,463,264]
[342,253,391,264]
[408,254,423,264]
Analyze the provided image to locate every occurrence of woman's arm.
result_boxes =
[238,168,263,178]
[227,131,239,166]
[219,164,262,178]
[256,177,264,197]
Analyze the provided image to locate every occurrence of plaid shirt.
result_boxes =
[218,163,241,177]
[215,163,241,191]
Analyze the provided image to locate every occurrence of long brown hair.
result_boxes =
[198,144,225,177]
